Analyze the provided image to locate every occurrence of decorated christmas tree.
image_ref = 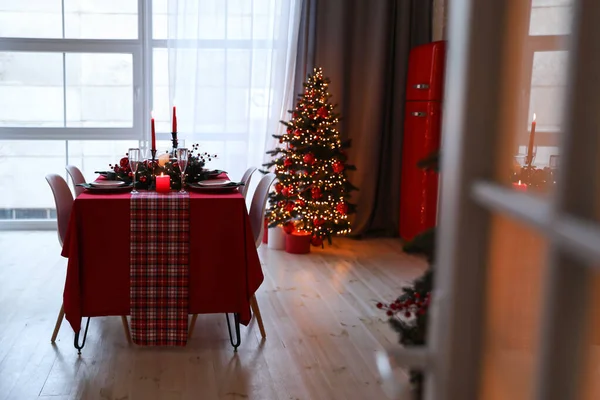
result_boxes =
[262,67,358,246]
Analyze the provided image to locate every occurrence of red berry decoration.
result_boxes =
[386,310,393,317]
[336,202,348,215]
[283,222,295,234]
[119,157,129,168]
[376,302,383,309]
[303,153,316,165]
[317,106,328,119]
[311,235,323,247]
[311,187,322,199]
[275,183,283,193]
[405,311,411,318]
[285,202,295,212]
[283,158,293,167]
[332,161,345,173]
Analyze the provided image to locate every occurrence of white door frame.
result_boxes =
[389,0,600,399]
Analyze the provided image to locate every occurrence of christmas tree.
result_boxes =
[262,67,357,246]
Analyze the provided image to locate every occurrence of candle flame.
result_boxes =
[518,180,522,185]
[160,172,164,177]
[532,113,536,122]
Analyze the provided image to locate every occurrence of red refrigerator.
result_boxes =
[399,41,446,241]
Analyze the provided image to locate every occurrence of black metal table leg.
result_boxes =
[74,317,91,355]
[225,313,241,351]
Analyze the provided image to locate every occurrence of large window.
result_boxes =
[0,0,295,226]
[517,0,573,167]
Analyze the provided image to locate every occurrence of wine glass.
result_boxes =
[176,148,189,193]
[128,148,141,194]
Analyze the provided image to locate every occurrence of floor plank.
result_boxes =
[0,232,424,400]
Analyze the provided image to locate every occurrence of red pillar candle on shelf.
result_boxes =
[285,231,311,254]
[526,113,536,166]
[151,111,156,153]
[512,180,527,192]
[156,173,170,193]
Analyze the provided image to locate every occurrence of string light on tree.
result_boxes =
[262,67,358,246]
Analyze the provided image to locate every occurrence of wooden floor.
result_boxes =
[0,232,427,400]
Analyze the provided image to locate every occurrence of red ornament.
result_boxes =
[277,200,286,208]
[317,106,328,119]
[285,202,295,212]
[283,222,295,234]
[279,138,284,143]
[283,158,293,167]
[275,183,283,193]
[119,157,129,168]
[281,186,291,197]
[303,153,316,165]
[292,112,299,118]
[311,235,323,247]
[287,127,293,133]
[313,217,324,226]
[297,199,306,207]
[294,129,302,137]
[332,161,345,173]
[336,203,348,215]
[311,187,322,199]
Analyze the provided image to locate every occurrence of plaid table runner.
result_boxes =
[130,191,190,346]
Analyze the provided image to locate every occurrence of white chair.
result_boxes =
[188,173,276,339]
[65,165,86,197]
[46,174,131,344]
[239,167,257,198]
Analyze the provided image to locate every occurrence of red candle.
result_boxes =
[172,105,177,133]
[512,180,527,192]
[151,112,156,152]
[156,173,170,193]
[526,113,536,165]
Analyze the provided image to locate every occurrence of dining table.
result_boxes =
[60,174,263,352]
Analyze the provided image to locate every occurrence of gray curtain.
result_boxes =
[296,0,432,237]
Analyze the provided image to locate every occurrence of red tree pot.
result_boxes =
[285,231,311,254]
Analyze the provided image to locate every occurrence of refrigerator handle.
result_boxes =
[413,83,430,90]
[411,112,428,117]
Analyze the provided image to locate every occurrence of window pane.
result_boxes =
[0,140,66,219]
[153,0,168,39]
[64,0,137,39]
[65,53,133,127]
[0,0,62,38]
[0,52,64,127]
[152,48,170,133]
[66,140,140,181]
[529,0,574,36]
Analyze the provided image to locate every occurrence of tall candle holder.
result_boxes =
[149,149,157,190]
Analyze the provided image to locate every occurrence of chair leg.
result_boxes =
[51,304,65,343]
[250,295,266,339]
[188,314,198,338]
[121,316,132,344]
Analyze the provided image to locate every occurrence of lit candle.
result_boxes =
[172,105,177,134]
[512,180,527,192]
[151,111,156,153]
[156,173,170,193]
[526,113,536,166]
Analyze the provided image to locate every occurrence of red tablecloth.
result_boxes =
[61,180,263,333]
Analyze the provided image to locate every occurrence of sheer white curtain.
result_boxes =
[167,0,303,180]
